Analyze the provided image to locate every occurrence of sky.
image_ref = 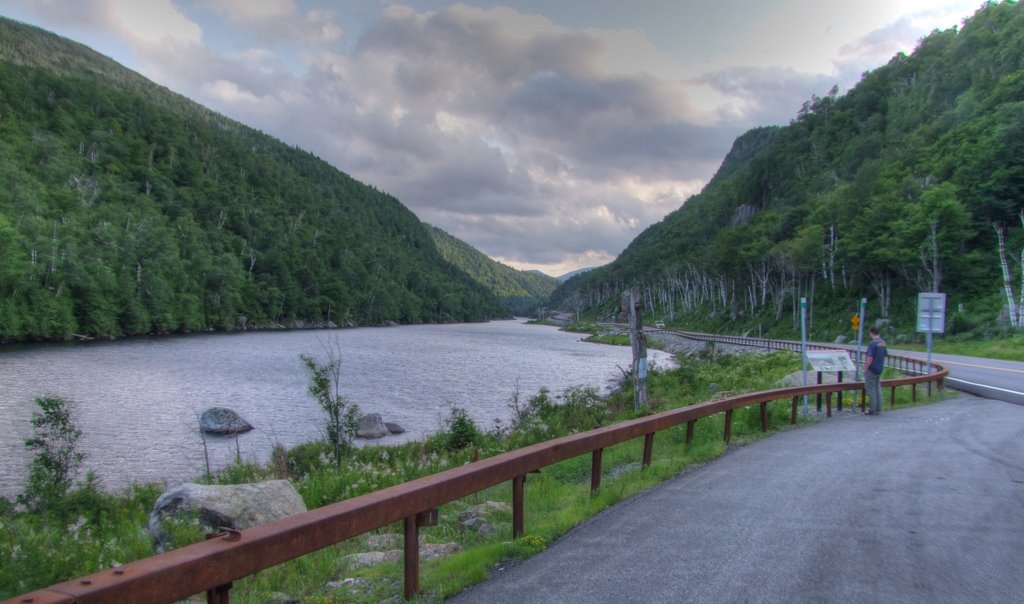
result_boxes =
[0,1,986,277]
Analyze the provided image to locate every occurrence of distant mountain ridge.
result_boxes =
[0,17,505,341]
[551,2,1024,338]
[427,225,559,315]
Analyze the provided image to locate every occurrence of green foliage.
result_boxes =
[427,224,558,316]
[301,343,360,472]
[18,396,85,513]
[443,406,482,452]
[1,482,161,600]
[0,18,505,343]
[551,2,1024,336]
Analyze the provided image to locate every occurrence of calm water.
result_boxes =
[0,320,673,498]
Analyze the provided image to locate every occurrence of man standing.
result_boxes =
[864,326,887,415]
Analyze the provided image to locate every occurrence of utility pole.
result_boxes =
[629,287,649,410]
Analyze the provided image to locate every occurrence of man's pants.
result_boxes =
[865,370,883,413]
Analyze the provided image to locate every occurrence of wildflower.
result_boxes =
[67,516,87,533]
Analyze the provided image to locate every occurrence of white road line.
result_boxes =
[945,377,1024,396]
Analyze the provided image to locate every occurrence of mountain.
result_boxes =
[426,225,559,315]
[557,267,596,282]
[0,18,506,342]
[551,2,1024,338]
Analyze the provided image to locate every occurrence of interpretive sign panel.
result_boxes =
[917,292,947,334]
[805,350,857,372]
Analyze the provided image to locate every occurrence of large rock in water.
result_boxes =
[356,413,388,438]
[148,480,306,550]
[200,407,253,435]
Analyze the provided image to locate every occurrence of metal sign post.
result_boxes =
[917,293,947,375]
[853,298,866,410]
[800,297,809,413]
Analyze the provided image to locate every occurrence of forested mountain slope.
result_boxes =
[551,1,1024,340]
[427,225,559,316]
[0,18,506,342]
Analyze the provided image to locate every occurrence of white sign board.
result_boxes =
[805,350,857,372]
[917,292,947,334]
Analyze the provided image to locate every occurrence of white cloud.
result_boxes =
[106,0,201,44]
[206,0,343,43]
[0,0,985,273]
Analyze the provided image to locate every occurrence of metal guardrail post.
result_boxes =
[404,515,419,600]
[642,433,654,468]
[723,409,733,444]
[204,531,235,604]
[837,372,844,411]
[512,476,525,538]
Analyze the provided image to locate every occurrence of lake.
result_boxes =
[0,320,674,499]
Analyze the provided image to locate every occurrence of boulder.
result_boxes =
[148,480,306,549]
[385,422,406,435]
[356,413,388,438]
[199,407,253,435]
[834,334,848,344]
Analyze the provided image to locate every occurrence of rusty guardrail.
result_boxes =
[7,337,947,604]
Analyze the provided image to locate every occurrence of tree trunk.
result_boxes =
[994,222,1019,328]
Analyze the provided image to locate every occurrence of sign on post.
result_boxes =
[917,292,946,376]
[850,314,860,331]
[917,293,947,333]
[805,350,857,373]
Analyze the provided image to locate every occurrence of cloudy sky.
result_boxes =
[0,1,984,276]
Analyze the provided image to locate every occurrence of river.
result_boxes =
[0,320,674,499]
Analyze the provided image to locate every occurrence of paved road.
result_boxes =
[450,393,1024,603]
[887,349,1024,405]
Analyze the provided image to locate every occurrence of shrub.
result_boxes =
[444,406,481,451]
[301,339,361,472]
[18,396,85,513]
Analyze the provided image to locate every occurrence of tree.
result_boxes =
[18,396,84,512]
[994,210,1024,329]
[301,339,360,472]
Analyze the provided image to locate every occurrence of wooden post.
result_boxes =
[791,396,798,424]
[759,402,768,432]
[628,288,649,410]
[591,449,603,493]
[685,420,695,444]
[642,433,654,468]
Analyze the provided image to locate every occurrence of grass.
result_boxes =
[892,333,1024,361]
[0,348,951,603]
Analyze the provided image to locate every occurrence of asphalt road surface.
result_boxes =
[890,350,1024,406]
[449,393,1024,603]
